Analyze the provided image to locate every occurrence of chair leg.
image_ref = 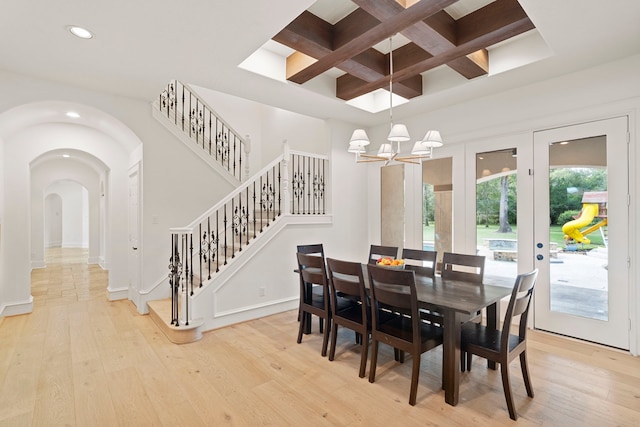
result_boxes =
[409,353,421,406]
[520,352,535,398]
[369,340,379,383]
[500,362,518,421]
[321,317,330,357]
[297,311,306,344]
[460,351,466,372]
[394,348,405,363]
[467,353,472,371]
[319,317,324,333]
[328,322,339,361]
[358,332,369,378]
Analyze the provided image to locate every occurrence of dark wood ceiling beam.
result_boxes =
[337,42,431,100]
[273,9,422,98]
[337,0,534,100]
[286,0,457,85]
[356,0,487,79]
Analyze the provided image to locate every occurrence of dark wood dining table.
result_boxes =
[296,264,513,406]
[407,272,512,406]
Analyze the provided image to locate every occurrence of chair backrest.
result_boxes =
[326,258,368,320]
[297,252,330,308]
[502,269,538,347]
[326,258,366,303]
[368,245,399,264]
[367,264,420,342]
[297,243,325,257]
[402,248,437,278]
[441,252,485,284]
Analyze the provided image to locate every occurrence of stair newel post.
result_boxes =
[244,134,251,182]
[282,139,291,215]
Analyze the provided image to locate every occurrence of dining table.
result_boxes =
[296,263,513,406]
[406,272,512,406]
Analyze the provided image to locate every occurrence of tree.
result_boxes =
[476,179,500,227]
[497,175,512,233]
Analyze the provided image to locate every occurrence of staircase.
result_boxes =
[149,80,329,343]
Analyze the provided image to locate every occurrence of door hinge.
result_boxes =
[627,256,631,269]
[627,131,631,144]
[529,168,533,176]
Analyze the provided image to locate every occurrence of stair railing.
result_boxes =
[168,142,328,327]
[159,80,248,181]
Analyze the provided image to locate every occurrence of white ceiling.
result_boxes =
[1,0,639,127]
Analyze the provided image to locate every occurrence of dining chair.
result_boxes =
[367,264,443,405]
[296,252,331,356]
[441,252,486,323]
[326,258,370,378]
[441,252,485,283]
[460,269,539,420]
[402,248,442,326]
[296,244,326,333]
[402,248,437,278]
[368,245,399,264]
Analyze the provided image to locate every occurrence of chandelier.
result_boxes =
[348,37,443,165]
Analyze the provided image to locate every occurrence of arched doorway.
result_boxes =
[0,101,142,316]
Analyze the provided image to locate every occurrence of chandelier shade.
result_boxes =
[422,130,443,147]
[350,129,370,146]
[387,124,410,142]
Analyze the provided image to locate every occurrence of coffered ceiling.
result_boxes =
[271,0,534,103]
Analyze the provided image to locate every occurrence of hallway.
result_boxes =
[30,248,107,307]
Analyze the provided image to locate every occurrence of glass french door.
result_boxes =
[533,117,629,350]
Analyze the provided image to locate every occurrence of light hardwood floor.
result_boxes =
[0,248,638,426]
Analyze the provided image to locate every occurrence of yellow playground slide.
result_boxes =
[562,202,608,245]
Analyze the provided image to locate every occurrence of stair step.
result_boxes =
[148,299,204,344]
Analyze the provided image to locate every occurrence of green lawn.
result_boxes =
[423,224,605,248]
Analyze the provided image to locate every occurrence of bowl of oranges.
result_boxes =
[375,257,405,269]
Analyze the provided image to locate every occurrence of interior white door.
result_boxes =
[533,116,629,350]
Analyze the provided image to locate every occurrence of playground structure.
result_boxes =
[562,191,608,245]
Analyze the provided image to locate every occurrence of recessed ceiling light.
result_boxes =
[66,111,80,118]
[62,154,71,158]
[68,25,94,39]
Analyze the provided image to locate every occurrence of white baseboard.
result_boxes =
[0,296,34,317]
[87,256,101,265]
[107,287,128,301]
[31,260,46,269]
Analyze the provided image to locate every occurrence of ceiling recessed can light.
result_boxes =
[66,111,80,118]
[62,154,71,158]
[68,25,94,39]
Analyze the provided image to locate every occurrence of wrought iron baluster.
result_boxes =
[252,181,257,238]
[245,187,251,245]
[215,211,220,273]
[276,162,282,216]
[223,203,228,265]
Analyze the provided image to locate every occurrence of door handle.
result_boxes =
[132,247,138,250]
